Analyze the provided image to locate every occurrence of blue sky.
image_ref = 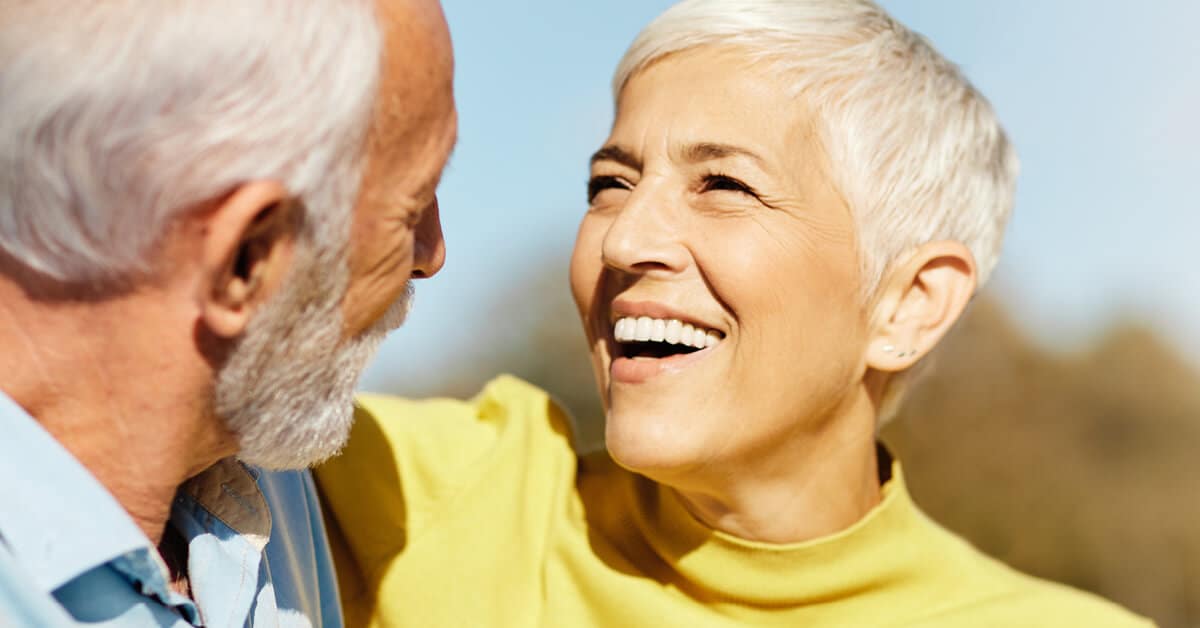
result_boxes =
[362,1,1200,392]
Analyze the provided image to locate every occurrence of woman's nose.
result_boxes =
[599,189,688,276]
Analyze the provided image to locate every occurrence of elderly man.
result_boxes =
[0,0,456,626]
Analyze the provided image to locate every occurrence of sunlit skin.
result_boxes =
[341,0,458,338]
[572,47,906,543]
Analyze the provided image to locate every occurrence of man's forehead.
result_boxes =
[372,0,454,136]
[359,0,456,201]
[375,0,454,67]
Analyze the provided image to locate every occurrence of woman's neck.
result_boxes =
[669,403,883,545]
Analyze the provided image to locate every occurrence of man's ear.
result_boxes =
[865,241,977,372]
[199,181,297,339]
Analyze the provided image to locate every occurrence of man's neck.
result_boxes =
[0,276,236,545]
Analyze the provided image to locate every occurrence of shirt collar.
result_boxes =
[630,445,926,607]
[0,390,150,592]
[177,458,273,550]
[171,459,274,625]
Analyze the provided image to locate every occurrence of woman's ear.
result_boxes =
[865,241,977,372]
[198,181,297,339]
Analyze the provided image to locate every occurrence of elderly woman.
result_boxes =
[315,1,1150,626]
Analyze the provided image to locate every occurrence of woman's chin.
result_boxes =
[604,412,708,479]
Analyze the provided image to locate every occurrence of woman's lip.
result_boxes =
[610,344,716,384]
[610,299,722,335]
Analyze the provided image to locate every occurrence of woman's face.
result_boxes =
[570,47,873,479]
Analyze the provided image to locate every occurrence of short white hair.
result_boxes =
[0,0,383,282]
[615,0,1018,296]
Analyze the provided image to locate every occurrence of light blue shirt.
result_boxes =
[0,391,343,627]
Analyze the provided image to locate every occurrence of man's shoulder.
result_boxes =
[0,542,188,627]
[0,541,71,627]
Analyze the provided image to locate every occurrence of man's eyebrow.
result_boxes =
[589,145,642,171]
[682,142,766,167]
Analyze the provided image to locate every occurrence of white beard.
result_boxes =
[215,242,412,470]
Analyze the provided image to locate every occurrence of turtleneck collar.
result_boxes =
[627,448,933,608]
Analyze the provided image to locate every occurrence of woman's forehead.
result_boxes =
[609,47,819,169]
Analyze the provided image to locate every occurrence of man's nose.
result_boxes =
[411,197,446,278]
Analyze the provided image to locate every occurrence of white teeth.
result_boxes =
[665,319,682,344]
[650,319,666,342]
[612,316,723,349]
[634,316,652,341]
[614,318,629,340]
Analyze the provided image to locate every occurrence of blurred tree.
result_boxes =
[883,299,1200,627]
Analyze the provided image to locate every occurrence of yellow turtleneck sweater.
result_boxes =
[314,375,1152,627]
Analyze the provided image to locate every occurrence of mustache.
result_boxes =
[374,281,414,335]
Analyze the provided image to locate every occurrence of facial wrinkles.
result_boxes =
[773,127,858,257]
[707,127,858,322]
[731,197,860,364]
[358,193,418,269]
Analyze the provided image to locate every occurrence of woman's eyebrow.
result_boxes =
[682,142,766,168]
[590,142,766,171]
[590,145,642,171]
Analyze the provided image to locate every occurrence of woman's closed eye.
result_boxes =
[700,173,759,198]
[587,175,632,203]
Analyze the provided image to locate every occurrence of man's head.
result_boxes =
[0,0,457,468]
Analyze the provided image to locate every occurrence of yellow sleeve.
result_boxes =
[313,375,579,626]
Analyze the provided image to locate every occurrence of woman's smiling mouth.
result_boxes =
[610,315,725,383]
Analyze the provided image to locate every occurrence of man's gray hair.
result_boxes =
[615,0,1018,298]
[0,0,383,283]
